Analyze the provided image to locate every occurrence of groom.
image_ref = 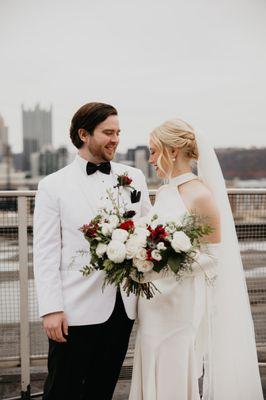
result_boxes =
[33,102,151,400]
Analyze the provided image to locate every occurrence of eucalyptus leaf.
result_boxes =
[168,255,180,273]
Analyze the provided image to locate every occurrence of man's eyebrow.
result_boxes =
[103,129,121,133]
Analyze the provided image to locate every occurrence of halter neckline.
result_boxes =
[168,172,198,187]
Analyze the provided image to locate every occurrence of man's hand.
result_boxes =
[43,311,68,343]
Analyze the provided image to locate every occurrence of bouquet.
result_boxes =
[79,173,213,299]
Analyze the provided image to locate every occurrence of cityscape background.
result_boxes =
[1,0,266,190]
[0,103,265,190]
[1,0,266,159]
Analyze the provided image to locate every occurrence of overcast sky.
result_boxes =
[0,0,266,153]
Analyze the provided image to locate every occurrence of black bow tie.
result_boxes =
[86,161,111,175]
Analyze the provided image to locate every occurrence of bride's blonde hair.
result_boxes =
[150,118,199,177]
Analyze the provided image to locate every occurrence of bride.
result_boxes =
[129,118,263,399]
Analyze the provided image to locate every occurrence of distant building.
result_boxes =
[22,104,52,171]
[12,152,24,171]
[30,146,69,177]
[0,114,9,162]
[114,151,134,167]
[134,146,150,178]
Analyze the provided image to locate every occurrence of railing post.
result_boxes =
[18,195,31,399]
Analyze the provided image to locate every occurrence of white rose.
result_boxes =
[133,258,154,273]
[106,240,126,263]
[132,229,149,247]
[96,243,108,258]
[135,247,147,260]
[112,228,129,243]
[126,236,142,259]
[101,223,113,236]
[109,215,120,229]
[171,231,192,252]
[157,242,166,251]
[151,249,162,261]
[134,235,147,247]
[134,227,150,238]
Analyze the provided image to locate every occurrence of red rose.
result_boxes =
[119,220,135,231]
[119,175,133,186]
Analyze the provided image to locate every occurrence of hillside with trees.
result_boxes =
[215,148,266,179]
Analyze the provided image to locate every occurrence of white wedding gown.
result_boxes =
[129,173,214,400]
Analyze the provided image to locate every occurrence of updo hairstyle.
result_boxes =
[150,118,199,177]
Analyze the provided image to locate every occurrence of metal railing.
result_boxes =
[0,189,266,399]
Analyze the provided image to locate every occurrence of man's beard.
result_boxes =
[89,145,116,162]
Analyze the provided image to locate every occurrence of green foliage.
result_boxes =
[80,265,93,276]
[103,258,113,269]
[168,254,181,273]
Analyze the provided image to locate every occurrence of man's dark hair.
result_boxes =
[70,102,118,149]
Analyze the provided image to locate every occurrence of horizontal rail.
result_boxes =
[0,191,36,196]
[0,188,266,197]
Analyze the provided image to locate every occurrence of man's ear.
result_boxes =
[78,128,89,144]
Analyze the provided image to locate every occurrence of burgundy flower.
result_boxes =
[79,223,99,238]
[146,248,154,261]
[114,173,134,189]
[118,175,133,186]
[150,225,168,241]
[119,220,135,231]
[123,210,136,219]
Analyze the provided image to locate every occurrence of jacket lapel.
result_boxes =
[69,158,101,215]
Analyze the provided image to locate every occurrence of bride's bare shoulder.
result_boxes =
[188,179,221,242]
[189,179,218,214]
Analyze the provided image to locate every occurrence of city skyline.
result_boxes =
[1,99,266,157]
[1,0,266,153]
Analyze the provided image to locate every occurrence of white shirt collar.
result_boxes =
[75,153,89,175]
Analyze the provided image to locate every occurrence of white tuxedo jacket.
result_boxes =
[33,154,151,325]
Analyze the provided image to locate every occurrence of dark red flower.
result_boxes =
[79,222,99,238]
[146,248,154,261]
[119,219,135,231]
[123,210,136,219]
[118,175,133,186]
[150,225,168,241]
[79,224,90,233]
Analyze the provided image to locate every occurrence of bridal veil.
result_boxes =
[195,131,263,399]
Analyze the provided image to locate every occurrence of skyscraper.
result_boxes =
[0,114,9,162]
[22,104,52,171]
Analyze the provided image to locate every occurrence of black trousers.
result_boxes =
[42,290,134,400]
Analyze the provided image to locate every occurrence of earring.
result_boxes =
[172,157,176,162]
